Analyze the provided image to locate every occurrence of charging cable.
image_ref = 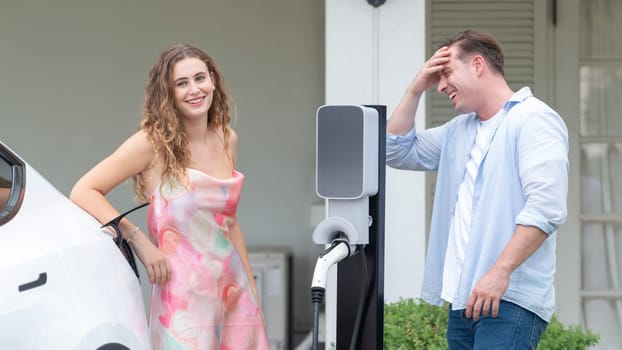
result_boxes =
[310,237,356,350]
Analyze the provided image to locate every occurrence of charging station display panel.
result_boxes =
[316,105,367,199]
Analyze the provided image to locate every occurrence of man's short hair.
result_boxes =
[440,30,505,76]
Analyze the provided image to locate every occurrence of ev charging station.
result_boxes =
[311,105,386,350]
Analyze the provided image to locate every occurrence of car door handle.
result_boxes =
[18,272,47,292]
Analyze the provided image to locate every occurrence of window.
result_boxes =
[0,161,11,209]
[0,143,25,225]
[578,0,622,346]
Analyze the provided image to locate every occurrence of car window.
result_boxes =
[0,159,11,210]
[0,144,25,225]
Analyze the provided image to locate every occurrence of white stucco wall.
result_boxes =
[325,0,427,345]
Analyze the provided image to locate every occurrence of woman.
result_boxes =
[70,44,269,349]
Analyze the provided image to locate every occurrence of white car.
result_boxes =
[0,141,151,350]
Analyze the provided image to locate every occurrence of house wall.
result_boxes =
[324,0,427,344]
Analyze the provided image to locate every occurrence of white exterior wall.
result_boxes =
[324,0,427,345]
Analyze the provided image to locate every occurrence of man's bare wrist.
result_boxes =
[406,86,423,98]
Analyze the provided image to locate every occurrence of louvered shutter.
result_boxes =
[425,0,536,229]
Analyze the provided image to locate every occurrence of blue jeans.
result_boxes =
[446,300,548,350]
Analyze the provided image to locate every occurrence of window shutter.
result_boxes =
[425,0,536,228]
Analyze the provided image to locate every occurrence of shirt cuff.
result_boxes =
[387,126,417,146]
[515,211,559,236]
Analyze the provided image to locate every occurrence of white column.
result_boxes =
[324,0,426,345]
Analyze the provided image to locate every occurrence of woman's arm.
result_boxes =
[226,129,262,307]
[70,130,171,284]
[229,217,261,308]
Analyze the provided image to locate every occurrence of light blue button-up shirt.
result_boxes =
[386,87,568,322]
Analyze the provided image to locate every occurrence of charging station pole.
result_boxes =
[336,105,385,350]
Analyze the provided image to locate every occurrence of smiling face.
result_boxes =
[436,45,480,114]
[172,57,215,121]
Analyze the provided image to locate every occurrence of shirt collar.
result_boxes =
[476,87,532,128]
[469,87,533,124]
[504,86,533,109]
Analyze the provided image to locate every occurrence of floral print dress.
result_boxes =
[147,168,269,350]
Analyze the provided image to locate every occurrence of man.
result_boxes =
[386,30,568,349]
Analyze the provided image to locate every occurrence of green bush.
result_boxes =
[537,315,600,350]
[383,298,600,350]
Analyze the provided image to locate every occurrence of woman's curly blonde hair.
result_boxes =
[132,44,232,201]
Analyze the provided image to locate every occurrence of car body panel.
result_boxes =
[0,142,150,349]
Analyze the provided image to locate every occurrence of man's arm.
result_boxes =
[467,109,569,321]
[466,224,547,321]
[387,46,450,135]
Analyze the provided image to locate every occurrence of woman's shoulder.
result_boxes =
[122,130,162,190]
[119,129,149,149]
[114,130,157,166]
[222,126,238,151]
[225,127,239,167]
[226,127,238,143]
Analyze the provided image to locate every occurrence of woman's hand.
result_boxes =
[132,233,172,284]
